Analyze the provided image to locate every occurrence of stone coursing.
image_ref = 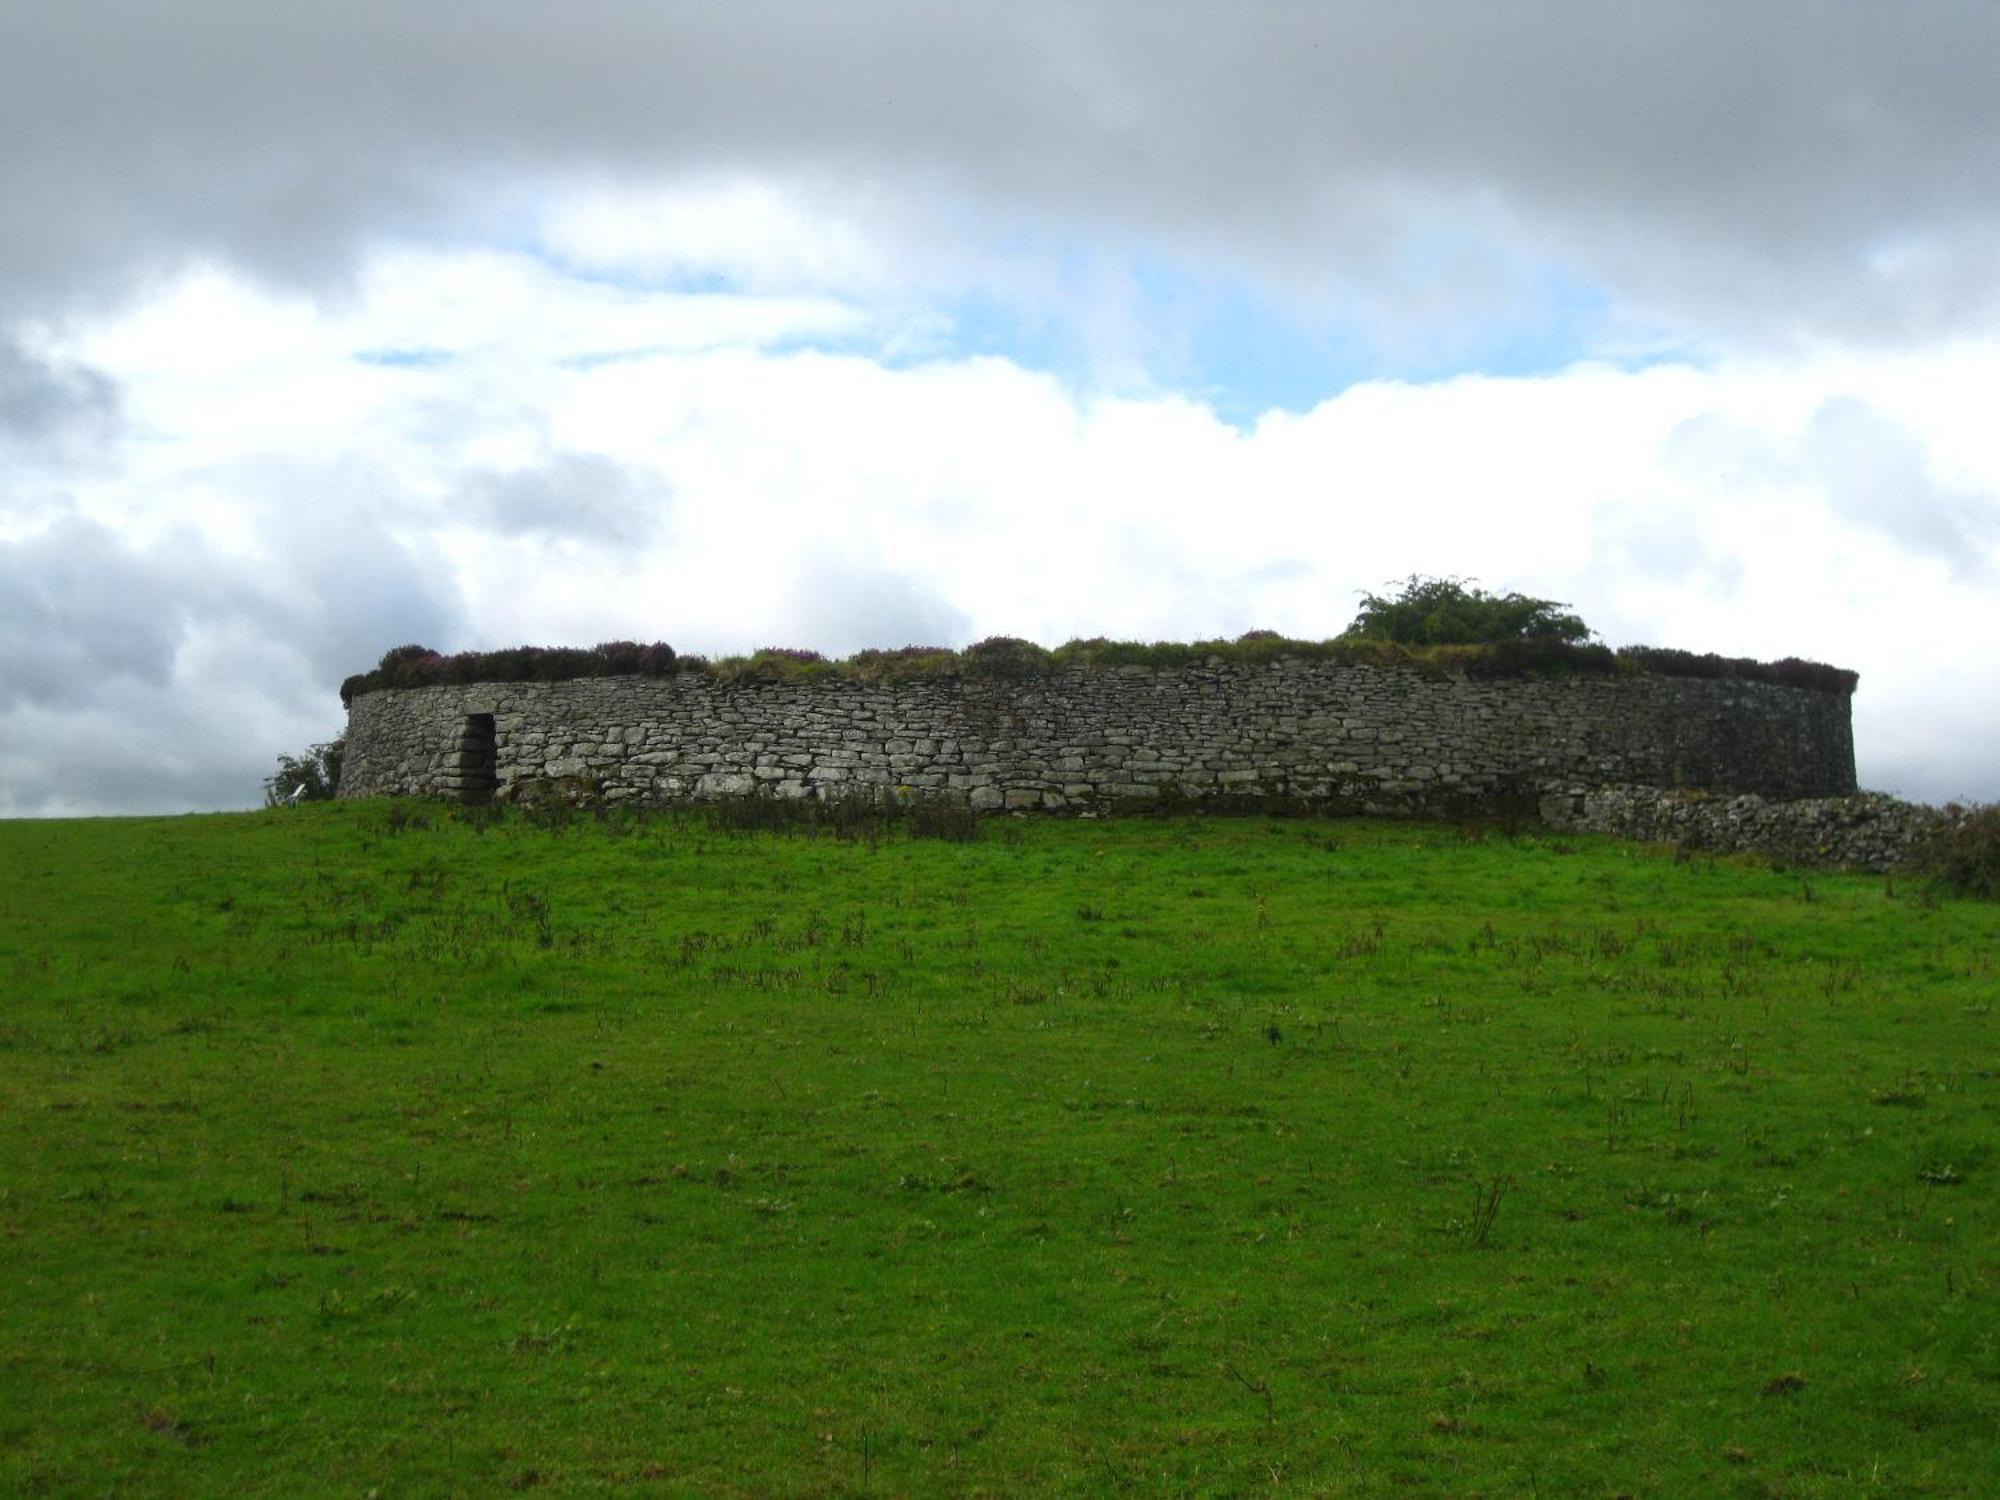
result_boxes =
[338,656,1856,815]
[1542,785,1950,872]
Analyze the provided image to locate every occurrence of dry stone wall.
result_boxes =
[1543,786,1950,872]
[338,657,1856,814]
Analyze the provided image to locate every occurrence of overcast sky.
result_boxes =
[4,2,1998,814]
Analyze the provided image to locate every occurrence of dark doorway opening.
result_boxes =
[451,714,497,804]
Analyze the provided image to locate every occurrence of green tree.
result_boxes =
[264,736,345,805]
[1345,575,1592,645]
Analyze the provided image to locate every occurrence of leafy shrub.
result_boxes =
[851,644,953,663]
[378,645,447,690]
[1914,803,2000,900]
[1346,575,1593,646]
[845,646,961,683]
[265,736,345,805]
[341,640,679,705]
[714,648,839,683]
[594,640,678,675]
[961,636,1053,677]
[1449,638,1620,677]
[1051,638,1207,670]
[376,643,436,670]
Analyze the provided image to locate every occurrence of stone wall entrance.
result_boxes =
[440,713,497,804]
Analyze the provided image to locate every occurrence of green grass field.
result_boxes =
[2,804,1995,1497]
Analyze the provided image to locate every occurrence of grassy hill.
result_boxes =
[2,804,1995,1496]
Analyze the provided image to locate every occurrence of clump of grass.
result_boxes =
[705,790,981,842]
[710,647,838,683]
[906,797,980,843]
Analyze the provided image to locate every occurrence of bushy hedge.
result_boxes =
[1347,575,1593,646]
[1614,646,1859,694]
[1914,802,2000,900]
[342,633,1857,705]
[342,641,678,706]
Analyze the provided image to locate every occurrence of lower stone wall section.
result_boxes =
[1543,785,1950,871]
[339,656,1856,815]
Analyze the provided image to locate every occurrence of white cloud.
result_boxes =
[8,247,1994,812]
[540,177,896,295]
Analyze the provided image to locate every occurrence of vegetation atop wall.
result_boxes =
[337,566,1855,704]
[1344,574,1593,645]
[338,578,1854,704]
[341,633,1858,706]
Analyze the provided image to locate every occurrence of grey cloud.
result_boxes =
[0,340,117,444]
[163,452,469,684]
[0,694,281,817]
[1660,412,1794,491]
[776,557,971,656]
[1860,742,1998,807]
[1587,509,1746,600]
[4,4,2000,345]
[1664,398,2000,579]
[468,454,669,549]
[1801,398,1998,577]
[0,518,185,710]
[269,523,465,689]
[225,472,467,689]
[0,493,464,811]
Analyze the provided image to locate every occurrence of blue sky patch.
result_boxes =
[354,348,457,369]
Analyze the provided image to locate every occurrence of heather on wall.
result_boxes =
[340,633,1857,707]
[339,578,1858,706]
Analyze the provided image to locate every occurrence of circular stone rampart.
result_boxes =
[338,656,1856,813]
